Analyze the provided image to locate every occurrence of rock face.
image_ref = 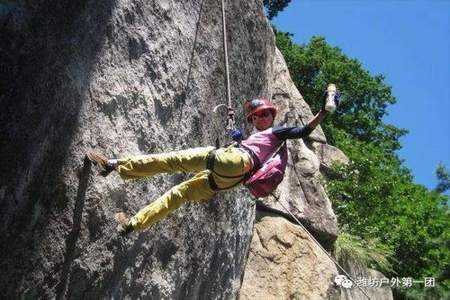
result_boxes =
[240,213,394,300]
[310,142,350,177]
[239,212,341,300]
[0,0,384,299]
[339,259,394,300]
[1,1,271,298]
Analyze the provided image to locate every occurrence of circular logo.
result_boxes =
[334,275,347,286]
[341,279,354,289]
[334,275,354,289]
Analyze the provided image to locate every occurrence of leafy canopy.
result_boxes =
[263,0,292,20]
[275,29,450,299]
[275,31,408,152]
[435,162,450,193]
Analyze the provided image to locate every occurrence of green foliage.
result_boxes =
[263,0,292,20]
[275,29,450,299]
[327,131,450,283]
[335,231,395,274]
[275,30,408,151]
[435,162,450,193]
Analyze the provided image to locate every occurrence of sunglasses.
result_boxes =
[253,111,271,118]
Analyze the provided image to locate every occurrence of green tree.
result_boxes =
[435,162,450,193]
[275,29,450,299]
[264,0,292,20]
[275,31,408,152]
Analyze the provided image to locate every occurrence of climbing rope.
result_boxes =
[273,195,372,300]
[219,0,235,131]
[212,0,237,148]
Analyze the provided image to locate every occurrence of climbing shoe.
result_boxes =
[115,212,134,236]
[86,151,115,177]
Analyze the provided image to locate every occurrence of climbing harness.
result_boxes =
[273,195,372,300]
[206,147,251,191]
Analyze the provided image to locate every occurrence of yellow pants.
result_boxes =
[117,146,252,231]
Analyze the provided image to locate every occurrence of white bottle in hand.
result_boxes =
[325,83,337,113]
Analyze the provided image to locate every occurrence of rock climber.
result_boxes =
[87,85,339,235]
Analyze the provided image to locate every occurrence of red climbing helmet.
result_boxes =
[244,96,277,123]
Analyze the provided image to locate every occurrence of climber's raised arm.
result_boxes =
[244,84,339,139]
[305,108,329,131]
[248,86,338,141]
[271,107,329,140]
[305,83,339,132]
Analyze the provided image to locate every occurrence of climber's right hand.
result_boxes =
[230,128,243,142]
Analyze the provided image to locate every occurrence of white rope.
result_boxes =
[220,0,235,131]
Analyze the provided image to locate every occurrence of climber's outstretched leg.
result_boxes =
[87,147,215,179]
[87,145,252,235]
[116,170,216,235]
